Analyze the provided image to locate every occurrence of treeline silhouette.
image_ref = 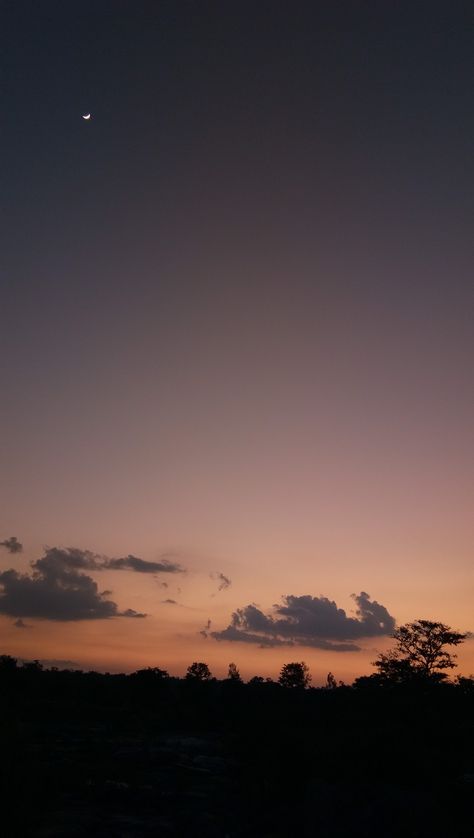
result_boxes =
[1,621,473,837]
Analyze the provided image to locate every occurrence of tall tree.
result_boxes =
[373,620,466,683]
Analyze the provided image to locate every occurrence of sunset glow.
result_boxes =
[2,2,473,684]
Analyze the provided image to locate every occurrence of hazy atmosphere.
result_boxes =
[2,1,473,682]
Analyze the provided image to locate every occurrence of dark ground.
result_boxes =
[1,665,473,837]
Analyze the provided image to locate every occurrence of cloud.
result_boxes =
[210,571,232,592]
[212,592,395,651]
[20,547,184,574]
[162,598,178,605]
[36,547,101,571]
[200,618,212,638]
[104,555,183,574]
[0,544,184,622]
[0,547,146,621]
[13,618,32,629]
[212,624,294,647]
[32,547,184,576]
[0,537,23,554]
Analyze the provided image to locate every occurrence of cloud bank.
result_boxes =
[0,546,182,622]
[212,592,395,651]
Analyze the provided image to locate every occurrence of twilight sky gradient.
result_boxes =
[1,2,473,682]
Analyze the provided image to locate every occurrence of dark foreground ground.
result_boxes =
[1,667,473,837]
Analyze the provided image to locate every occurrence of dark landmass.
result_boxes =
[1,660,473,837]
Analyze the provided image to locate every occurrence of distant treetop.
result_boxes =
[278,661,311,689]
[185,661,212,681]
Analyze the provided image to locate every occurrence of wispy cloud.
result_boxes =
[200,618,212,638]
[104,555,184,574]
[210,571,232,593]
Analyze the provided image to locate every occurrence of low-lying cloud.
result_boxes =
[212,592,396,651]
[0,546,174,622]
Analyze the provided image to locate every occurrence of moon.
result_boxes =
[82,113,91,120]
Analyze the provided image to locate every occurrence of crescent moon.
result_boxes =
[82,113,91,120]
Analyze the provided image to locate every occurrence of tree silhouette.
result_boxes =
[227,662,242,682]
[0,655,17,673]
[326,672,337,689]
[22,659,43,673]
[278,661,311,689]
[131,667,170,681]
[373,620,467,683]
[185,661,212,681]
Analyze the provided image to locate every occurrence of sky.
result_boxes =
[1,1,473,683]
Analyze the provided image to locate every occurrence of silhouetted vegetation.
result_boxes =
[278,660,311,689]
[227,662,242,682]
[1,627,473,837]
[374,620,467,683]
[185,661,213,681]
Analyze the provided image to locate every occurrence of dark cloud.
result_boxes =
[20,546,184,574]
[37,547,101,571]
[0,547,146,621]
[0,537,23,554]
[350,591,396,636]
[212,592,395,651]
[33,548,184,575]
[0,543,183,622]
[162,598,178,605]
[212,624,294,648]
[105,555,183,574]
[210,571,232,592]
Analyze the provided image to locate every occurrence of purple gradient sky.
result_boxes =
[1,2,473,680]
